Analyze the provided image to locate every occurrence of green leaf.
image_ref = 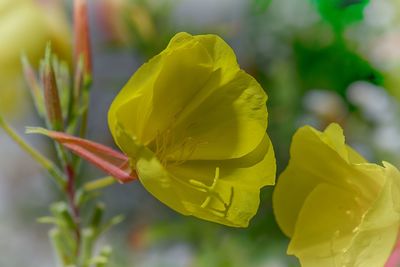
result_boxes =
[37,216,57,224]
[50,202,77,231]
[51,54,71,120]
[89,202,105,229]
[0,119,65,188]
[21,54,45,117]
[96,215,125,237]
[294,40,382,96]
[311,0,370,32]
[84,176,116,191]
[252,0,272,13]
[90,247,112,267]
[75,188,100,207]
[49,228,74,266]
[79,228,96,267]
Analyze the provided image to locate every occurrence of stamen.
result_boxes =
[189,167,233,216]
[153,123,206,167]
[166,166,234,218]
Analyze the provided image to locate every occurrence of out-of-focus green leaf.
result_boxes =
[311,0,370,32]
[252,0,272,13]
[294,40,382,96]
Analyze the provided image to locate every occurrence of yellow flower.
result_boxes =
[108,32,276,227]
[273,123,400,267]
[0,0,70,115]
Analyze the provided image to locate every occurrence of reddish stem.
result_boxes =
[65,164,81,257]
[45,130,137,183]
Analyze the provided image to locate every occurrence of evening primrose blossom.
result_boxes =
[273,123,400,267]
[108,32,276,227]
[0,0,70,115]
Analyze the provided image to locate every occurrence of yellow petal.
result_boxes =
[347,146,367,164]
[109,32,268,161]
[0,0,70,115]
[292,163,400,267]
[138,40,214,144]
[340,162,400,267]
[321,123,349,161]
[167,32,239,74]
[288,183,364,265]
[108,52,164,144]
[162,69,268,160]
[273,123,400,267]
[109,32,275,227]
[273,125,380,237]
[135,134,275,227]
[109,33,214,145]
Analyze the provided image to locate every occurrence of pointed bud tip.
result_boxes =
[44,42,52,63]
[74,0,92,76]
[25,126,50,136]
[20,53,29,66]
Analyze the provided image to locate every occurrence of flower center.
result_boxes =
[152,126,203,167]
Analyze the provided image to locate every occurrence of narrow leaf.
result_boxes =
[21,54,45,117]
[84,176,116,191]
[0,116,65,188]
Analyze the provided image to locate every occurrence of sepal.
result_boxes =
[26,127,137,183]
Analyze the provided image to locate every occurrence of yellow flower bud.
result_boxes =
[108,32,276,227]
[273,123,400,267]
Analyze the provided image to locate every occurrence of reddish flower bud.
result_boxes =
[43,44,64,131]
[27,127,137,183]
[74,0,92,78]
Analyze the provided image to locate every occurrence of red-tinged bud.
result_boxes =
[74,0,92,79]
[43,44,64,131]
[26,127,137,183]
[73,56,84,107]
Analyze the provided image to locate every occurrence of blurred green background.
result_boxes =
[1,0,400,266]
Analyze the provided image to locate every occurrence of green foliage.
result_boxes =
[15,41,123,266]
[38,201,122,267]
[311,0,370,32]
[252,0,272,13]
[294,40,382,96]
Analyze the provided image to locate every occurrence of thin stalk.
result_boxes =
[79,227,95,267]
[0,115,65,187]
[65,163,81,259]
[79,77,92,139]
[65,76,92,263]
[84,176,116,191]
[74,77,92,174]
[49,228,70,267]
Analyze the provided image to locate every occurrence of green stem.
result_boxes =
[94,246,112,267]
[74,77,92,175]
[49,228,70,267]
[79,227,95,267]
[65,164,82,260]
[79,77,92,139]
[84,176,116,191]
[0,115,66,187]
